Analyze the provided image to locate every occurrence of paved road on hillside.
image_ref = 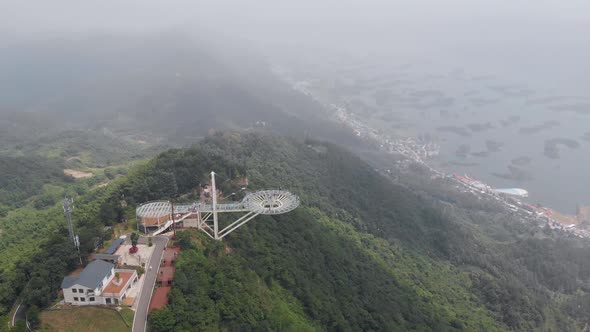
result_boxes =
[11,301,26,328]
[132,235,168,332]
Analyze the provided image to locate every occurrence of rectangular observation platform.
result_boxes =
[137,201,250,231]
[136,201,249,220]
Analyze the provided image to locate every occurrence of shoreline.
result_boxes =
[281,72,589,238]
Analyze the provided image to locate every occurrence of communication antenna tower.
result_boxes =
[63,197,83,265]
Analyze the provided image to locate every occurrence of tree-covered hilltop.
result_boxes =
[101,132,588,331]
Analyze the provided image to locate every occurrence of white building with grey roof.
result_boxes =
[61,259,138,306]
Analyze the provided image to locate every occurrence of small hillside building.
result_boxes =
[61,259,138,306]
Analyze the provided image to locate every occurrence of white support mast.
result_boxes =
[211,171,219,239]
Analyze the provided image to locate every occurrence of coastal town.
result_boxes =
[288,75,590,239]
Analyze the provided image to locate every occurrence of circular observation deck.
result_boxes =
[243,190,300,215]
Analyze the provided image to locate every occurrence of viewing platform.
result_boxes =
[137,172,299,239]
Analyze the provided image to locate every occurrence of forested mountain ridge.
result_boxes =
[88,132,590,331]
[2,129,590,330]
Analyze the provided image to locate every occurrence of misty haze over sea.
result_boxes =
[277,52,590,213]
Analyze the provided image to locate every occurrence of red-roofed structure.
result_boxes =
[103,270,136,295]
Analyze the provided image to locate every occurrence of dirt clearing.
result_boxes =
[64,169,93,179]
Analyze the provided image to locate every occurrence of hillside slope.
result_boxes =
[101,132,590,331]
[0,36,359,153]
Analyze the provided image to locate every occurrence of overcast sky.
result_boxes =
[2,1,588,37]
[2,1,589,90]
